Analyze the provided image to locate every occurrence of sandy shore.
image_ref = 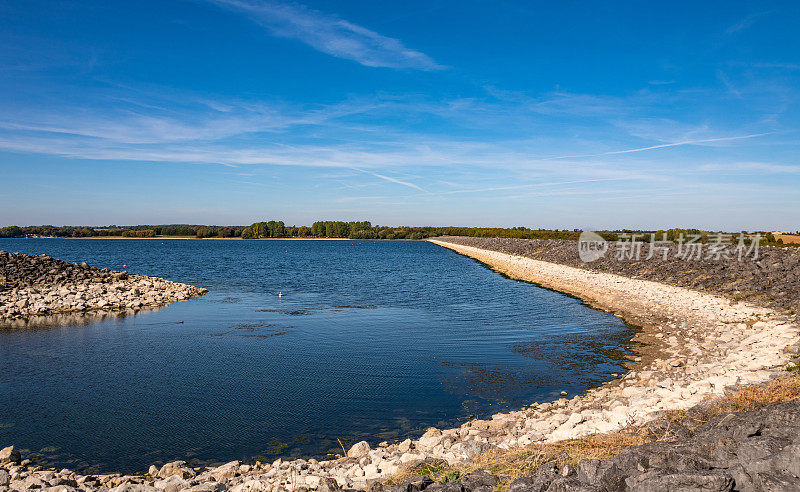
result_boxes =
[1,240,798,491]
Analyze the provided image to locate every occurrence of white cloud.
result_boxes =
[208,0,443,70]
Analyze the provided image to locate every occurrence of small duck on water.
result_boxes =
[278,292,283,298]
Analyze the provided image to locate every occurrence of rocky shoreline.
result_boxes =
[0,250,207,323]
[432,236,800,315]
[1,239,798,491]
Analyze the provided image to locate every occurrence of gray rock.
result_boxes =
[508,463,558,492]
[460,470,497,492]
[389,475,433,492]
[368,481,385,492]
[186,484,227,492]
[317,477,341,492]
[576,459,623,491]
[423,482,464,492]
[629,471,734,492]
[754,471,800,491]
[544,477,599,492]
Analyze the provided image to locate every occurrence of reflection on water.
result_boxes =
[0,238,636,473]
[0,306,164,331]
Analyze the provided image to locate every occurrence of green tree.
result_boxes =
[267,220,286,238]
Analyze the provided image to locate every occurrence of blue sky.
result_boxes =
[1,0,798,229]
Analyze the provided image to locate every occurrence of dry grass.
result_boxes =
[670,372,800,427]
[385,373,800,490]
[386,427,654,489]
[465,429,652,480]
[714,373,800,411]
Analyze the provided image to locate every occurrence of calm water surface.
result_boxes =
[0,239,635,473]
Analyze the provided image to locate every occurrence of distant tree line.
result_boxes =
[0,224,247,239]
[0,223,796,246]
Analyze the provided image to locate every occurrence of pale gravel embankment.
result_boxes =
[1,240,798,491]
[427,241,798,434]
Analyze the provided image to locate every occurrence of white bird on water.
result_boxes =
[278,292,283,298]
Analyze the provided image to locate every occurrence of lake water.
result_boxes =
[0,239,635,473]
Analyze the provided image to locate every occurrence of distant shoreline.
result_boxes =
[4,236,422,241]
[7,236,357,240]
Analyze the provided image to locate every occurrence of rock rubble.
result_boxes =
[0,250,207,322]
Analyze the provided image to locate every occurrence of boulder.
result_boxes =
[397,439,413,453]
[0,445,21,464]
[157,461,196,479]
[576,459,624,491]
[509,463,558,492]
[210,460,241,481]
[416,428,443,452]
[153,474,190,492]
[388,475,433,492]
[348,441,371,459]
[461,470,497,492]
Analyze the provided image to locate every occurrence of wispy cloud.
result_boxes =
[697,161,800,175]
[725,11,772,35]
[207,0,443,70]
[0,78,793,209]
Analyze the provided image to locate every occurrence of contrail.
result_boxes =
[545,132,774,160]
[350,167,427,192]
[440,177,627,195]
